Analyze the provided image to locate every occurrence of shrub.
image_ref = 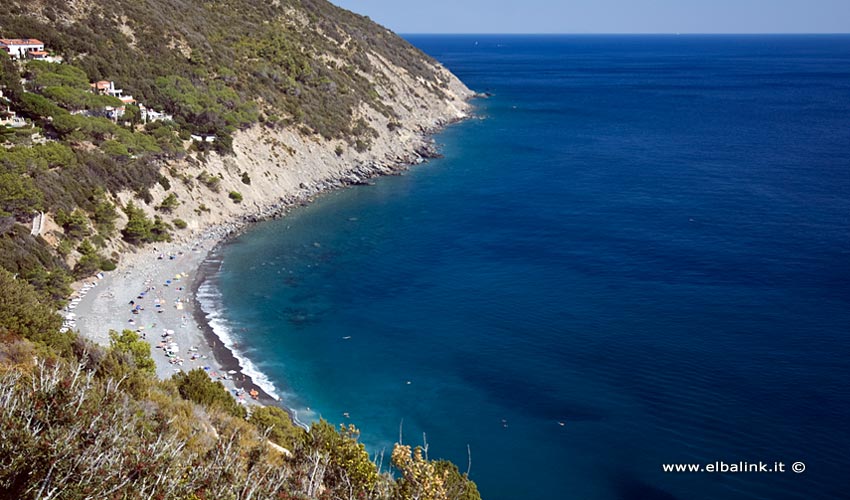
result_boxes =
[25,60,89,90]
[136,187,154,205]
[69,255,91,276]
[249,406,304,450]
[0,225,72,305]
[0,269,68,354]
[99,258,117,271]
[91,195,118,237]
[354,139,370,153]
[197,171,221,192]
[121,201,152,244]
[150,216,172,242]
[171,368,246,419]
[56,238,73,256]
[157,193,180,213]
[0,172,43,219]
[41,85,122,111]
[108,329,156,375]
[76,238,95,257]
[434,460,482,500]
[100,140,131,159]
[173,218,187,229]
[307,420,378,494]
[228,191,243,203]
[240,172,251,185]
[55,208,90,240]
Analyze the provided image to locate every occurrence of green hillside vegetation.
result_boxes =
[1,0,453,300]
[1,0,444,142]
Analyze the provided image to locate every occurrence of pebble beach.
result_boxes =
[69,225,274,405]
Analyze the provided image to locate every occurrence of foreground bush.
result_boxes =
[0,353,481,500]
[0,358,297,499]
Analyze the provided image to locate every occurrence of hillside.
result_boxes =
[0,0,478,498]
[1,0,471,304]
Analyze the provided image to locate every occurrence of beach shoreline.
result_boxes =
[189,246,279,405]
[70,116,472,415]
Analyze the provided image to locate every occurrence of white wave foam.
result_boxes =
[196,279,281,401]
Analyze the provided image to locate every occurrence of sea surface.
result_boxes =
[200,36,850,500]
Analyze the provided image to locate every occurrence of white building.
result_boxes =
[139,104,173,123]
[1,107,26,128]
[0,38,45,59]
[190,134,216,143]
[104,106,126,121]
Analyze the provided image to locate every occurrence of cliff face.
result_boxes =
[123,42,472,240]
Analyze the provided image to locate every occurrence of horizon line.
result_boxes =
[399,32,850,36]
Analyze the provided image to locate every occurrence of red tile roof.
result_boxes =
[0,38,44,46]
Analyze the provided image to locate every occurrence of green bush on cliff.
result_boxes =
[0,226,71,306]
[197,171,221,192]
[55,208,90,239]
[0,172,43,219]
[157,193,180,213]
[121,201,153,244]
[109,329,156,375]
[249,405,304,450]
[306,419,380,494]
[0,269,69,355]
[122,201,172,244]
[171,368,247,419]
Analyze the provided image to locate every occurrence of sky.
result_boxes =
[329,0,850,34]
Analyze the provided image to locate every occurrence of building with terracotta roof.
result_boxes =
[91,80,124,96]
[0,38,45,59]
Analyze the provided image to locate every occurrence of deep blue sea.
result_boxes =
[201,36,850,500]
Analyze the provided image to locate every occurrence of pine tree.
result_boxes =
[121,201,152,244]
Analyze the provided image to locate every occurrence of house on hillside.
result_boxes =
[1,107,26,128]
[0,38,45,59]
[139,104,173,123]
[91,80,126,98]
[90,81,141,121]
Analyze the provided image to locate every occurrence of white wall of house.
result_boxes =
[0,41,45,59]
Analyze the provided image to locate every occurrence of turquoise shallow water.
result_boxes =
[202,36,850,500]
